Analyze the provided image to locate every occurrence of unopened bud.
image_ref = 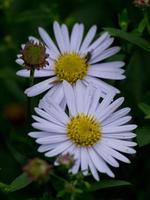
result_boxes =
[23,158,52,182]
[55,153,75,168]
[19,40,49,70]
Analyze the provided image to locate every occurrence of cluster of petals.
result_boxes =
[29,81,137,181]
[16,21,125,104]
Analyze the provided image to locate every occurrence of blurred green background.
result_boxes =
[0,0,150,199]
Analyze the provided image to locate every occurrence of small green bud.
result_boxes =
[23,158,52,183]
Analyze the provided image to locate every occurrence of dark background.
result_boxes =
[0,0,150,199]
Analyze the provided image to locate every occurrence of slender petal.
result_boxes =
[24,77,57,97]
[16,69,54,78]
[38,27,60,55]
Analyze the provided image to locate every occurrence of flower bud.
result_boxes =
[19,40,49,70]
[55,153,75,168]
[23,158,52,182]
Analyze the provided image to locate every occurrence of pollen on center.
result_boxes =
[54,53,88,84]
[67,114,102,147]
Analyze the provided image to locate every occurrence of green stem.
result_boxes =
[29,68,35,87]
[50,173,67,183]
[27,69,35,121]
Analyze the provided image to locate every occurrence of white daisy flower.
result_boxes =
[28,81,137,181]
[16,21,125,104]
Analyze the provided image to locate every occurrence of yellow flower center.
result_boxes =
[54,53,88,84]
[67,114,101,147]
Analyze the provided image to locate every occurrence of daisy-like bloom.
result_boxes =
[28,81,137,181]
[16,21,125,104]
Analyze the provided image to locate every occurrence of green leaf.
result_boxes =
[137,126,150,147]
[0,173,32,193]
[138,18,146,34]
[9,173,32,192]
[103,28,150,52]
[88,180,132,191]
[139,103,150,119]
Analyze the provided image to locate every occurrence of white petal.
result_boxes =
[38,27,60,55]
[96,97,124,122]
[81,148,88,175]
[16,58,24,65]
[102,125,137,133]
[75,24,84,51]
[102,108,131,126]
[39,84,60,106]
[17,54,22,58]
[43,98,69,124]
[101,145,131,163]
[83,84,95,113]
[94,143,119,167]
[85,76,119,95]
[90,38,114,61]
[70,147,81,174]
[70,23,80,51]
[28,131,51,138]
[87,153,100,181]
[32,122,66,133]
[91,61,125,70]
[16,69,54,78]
[34,107,62,126]
[88,69,125,80]
[74,80,85,113]
[60,97,67,110]
[21,44,25,49]
[103,116,132,127]
[28,36,39,43]
[90,47,121,64]
[36,135,68,144]
[61,24,70,51]
[104,132,136,139]
[88,148,115,177]
[80,25,97,53]
[53,21,66,52]
[87,32,110,51]
[24,77,57,97]
[62,144,76,155]
[38,144,58,153]
[95,93,114,117]
[101,138,136,154]
[37,100,69,125]
[32,115,52,124]
[49,83,64,104]
[87,88,101,115]
[63,81,77,116]
[45,141,72,157]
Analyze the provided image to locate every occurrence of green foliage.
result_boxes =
[137,126,150,147]
[104,27,150,52]
[0,173,32,193]
[139,103,150,119]
[88,180,132,191]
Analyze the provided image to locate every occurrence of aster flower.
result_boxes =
[28,81,137,181]
[16,21,125,104]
